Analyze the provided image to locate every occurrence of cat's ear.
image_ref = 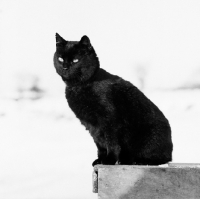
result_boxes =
[55,33,67,46]
[80,35,92,49]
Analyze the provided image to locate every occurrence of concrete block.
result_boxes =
[93,164,200,199]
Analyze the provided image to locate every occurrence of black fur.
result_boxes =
[53,33,173,166]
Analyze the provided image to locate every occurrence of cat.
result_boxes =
[53,33,173,166]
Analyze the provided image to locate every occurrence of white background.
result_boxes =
[1,0,200,198]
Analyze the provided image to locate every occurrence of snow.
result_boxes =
[0,96,97,198]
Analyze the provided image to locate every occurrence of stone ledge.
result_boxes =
[93,164,200,199]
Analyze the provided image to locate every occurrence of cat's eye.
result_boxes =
[58,57,64,63]
[73,59,79,63]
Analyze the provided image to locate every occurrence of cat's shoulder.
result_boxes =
[91,69,138,97]
[92,69,121,91]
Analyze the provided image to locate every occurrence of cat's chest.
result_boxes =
[65,85,100,121]
[65,85,95,106]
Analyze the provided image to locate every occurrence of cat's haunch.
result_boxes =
[53,33,173,166]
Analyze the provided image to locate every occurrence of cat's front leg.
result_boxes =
[101,144,121,165]
[92,128,121,166]
[92,142,121,166]
[92,142,107,166]
[92,148,119,166]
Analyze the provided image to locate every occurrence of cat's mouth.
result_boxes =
[63,67,68,70]
[56,66,68,76]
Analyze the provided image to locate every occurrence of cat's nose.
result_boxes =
[63,64,68,70]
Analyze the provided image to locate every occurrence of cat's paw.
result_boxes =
[92,159,102,166]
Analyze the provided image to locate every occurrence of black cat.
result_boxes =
[53,33,173,166]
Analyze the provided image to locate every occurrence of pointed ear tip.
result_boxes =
[82,35,89,39]
[81,35,90,43]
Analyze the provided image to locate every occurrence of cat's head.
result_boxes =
[53,33,99,86]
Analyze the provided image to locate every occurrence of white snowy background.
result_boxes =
[1,0,200,198]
